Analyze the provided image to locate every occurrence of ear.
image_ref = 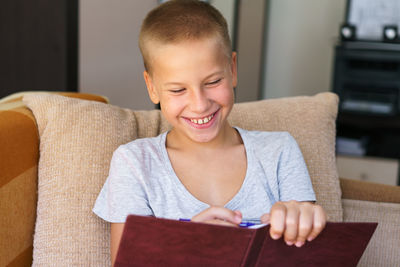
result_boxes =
[143,71,160,104]
[231,52,238,88]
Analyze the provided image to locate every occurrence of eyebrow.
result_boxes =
[163,71,225,87]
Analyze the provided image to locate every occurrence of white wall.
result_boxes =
[210,0,236,40]
[235,0,265,102]
[79,0,157,110]
[262,0,346,99]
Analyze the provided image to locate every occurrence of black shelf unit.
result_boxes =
[333,41,400,160]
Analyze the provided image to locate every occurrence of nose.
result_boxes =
[189,88,209,113]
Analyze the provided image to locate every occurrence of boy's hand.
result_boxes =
[260,201,326,247]
[191,206,242,227]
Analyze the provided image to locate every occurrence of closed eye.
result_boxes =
[206,78,222,86]
[169,88,185,94]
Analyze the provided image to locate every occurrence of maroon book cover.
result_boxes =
[115,215,377,267]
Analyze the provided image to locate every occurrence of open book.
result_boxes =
[115,214,377,267]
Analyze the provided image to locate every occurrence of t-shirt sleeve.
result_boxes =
[92,146,153,223]
[277,133,316,202]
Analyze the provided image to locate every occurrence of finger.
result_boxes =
[260,213,270,224]
[295,202,313,247]
[269,202,286,240]
[233,210,243,218]
[307,204,327,242]
[191,206,242,224]
[283,201,300,245]
[205,219,240,227]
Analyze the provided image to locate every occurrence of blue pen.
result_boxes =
[179,218,261,228]
[239,222,257,227]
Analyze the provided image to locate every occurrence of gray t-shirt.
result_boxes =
[93,127,316,223]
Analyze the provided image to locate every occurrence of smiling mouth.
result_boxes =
[187,110,218,125]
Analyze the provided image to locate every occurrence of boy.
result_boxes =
[93,0,326,265]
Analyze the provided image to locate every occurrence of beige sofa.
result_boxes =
[1,92,399,266]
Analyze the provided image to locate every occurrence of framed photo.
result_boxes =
[346,0,400,41]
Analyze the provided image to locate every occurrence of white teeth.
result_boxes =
[190,114,214,125]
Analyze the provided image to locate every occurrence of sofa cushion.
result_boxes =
[229,93,342,222]
[23,92,341,266]
[0,92,108,267]
[342,199,400,266]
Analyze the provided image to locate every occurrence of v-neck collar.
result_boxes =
[158,127,254,210]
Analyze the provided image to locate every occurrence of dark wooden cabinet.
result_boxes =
[333,42,400,159]
[0,0,78,98]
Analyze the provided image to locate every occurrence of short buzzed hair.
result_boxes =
[139,0,232,73]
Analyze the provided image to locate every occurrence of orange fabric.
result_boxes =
[6,245,33,267]
[0,110,39,187]
[0,99,39,266]
[0,167,37,266]
[1,91,109,104]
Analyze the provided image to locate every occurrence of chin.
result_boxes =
[192,136,214,143]
[189,130,219,143]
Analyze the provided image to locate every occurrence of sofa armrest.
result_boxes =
[0,102,38,267]
[339,177,400,204]
[0,91,109,105]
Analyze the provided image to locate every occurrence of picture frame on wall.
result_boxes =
[345,0,400,41]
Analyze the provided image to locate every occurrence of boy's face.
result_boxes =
[143,37,237,144]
